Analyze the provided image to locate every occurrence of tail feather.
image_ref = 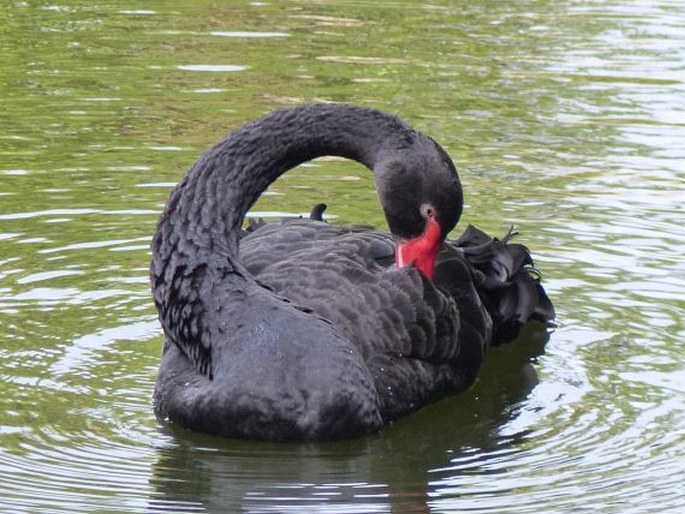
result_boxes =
[447,224,555,346]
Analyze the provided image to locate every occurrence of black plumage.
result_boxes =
[150,103,554,441]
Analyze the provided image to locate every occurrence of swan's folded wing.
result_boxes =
[240,222,472,423]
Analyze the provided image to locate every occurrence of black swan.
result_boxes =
[151,103,554,441]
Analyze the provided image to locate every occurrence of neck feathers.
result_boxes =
[158,104,417,262]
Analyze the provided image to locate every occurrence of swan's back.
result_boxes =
[239,219,497,421]
[240,218,554,415]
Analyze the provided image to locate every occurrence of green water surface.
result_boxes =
[1,1,683,512]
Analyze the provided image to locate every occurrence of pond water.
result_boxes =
[1,0,684,512]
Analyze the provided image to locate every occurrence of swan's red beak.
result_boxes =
[395,217,442,280]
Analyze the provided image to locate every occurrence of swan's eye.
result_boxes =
[420,204,436,219]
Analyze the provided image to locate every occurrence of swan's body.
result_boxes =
[151,104,554,440]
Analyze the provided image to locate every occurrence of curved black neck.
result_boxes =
[150,104,453,372]
[157,104,418,268]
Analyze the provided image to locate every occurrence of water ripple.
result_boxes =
[1,0,684,512]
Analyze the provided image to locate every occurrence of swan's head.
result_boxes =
[376,135,463,280]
